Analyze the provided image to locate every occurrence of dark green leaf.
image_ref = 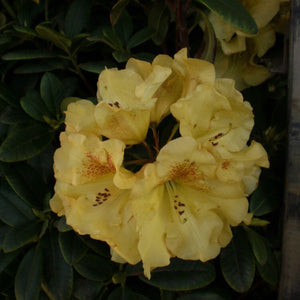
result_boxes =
[244,226,268,265]
[127,27,155,49]
[108,286,149,300]
[35,24,72,52]
[73,272,103,300]
[249,174,280,216]
[256,239,279,285]
[0,179,35,227]
[79,236,110,257]
[2,162,49,209]
[15,245,42,300]
[0,249,21,274]
[64,0,92,37]
[0,106,31,124]
[114,10,133,45]
[0,225,11,249]
[79,61,115,74]
[40,72,65,119]
[54,217,72,233]
[13,25,38,37]
[0,122,55,162]
[88,27,123,50]
[14,60,69,74]
[74,253,116,281]
[0,82,19,108]
[59,231,88,265]
[2,220,42,252]
[41,232,73,300]
[177,289,229,300]
[220,227,255,293]
[197,0,258,34]
[139,259,216,291]
[112,49,131,63]
[21,90,52,122]
[2,50,57,61]
[148,2,170,45]
[110,0,130,26]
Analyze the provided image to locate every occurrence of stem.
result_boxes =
[142,141,154,160]
[167,123,179,143]
[124,158,152,166]
[151,125,160,152]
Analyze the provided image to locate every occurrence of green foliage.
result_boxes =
[0,0,287,299]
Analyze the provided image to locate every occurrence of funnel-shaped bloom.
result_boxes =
[50,132,140,264]
[171,79,254,151]
[131,137,263,278]
[95,63,171,144]
[209,0,280,55]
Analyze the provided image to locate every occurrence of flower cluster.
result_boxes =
[209,0,289,90]
[50,49,269,279]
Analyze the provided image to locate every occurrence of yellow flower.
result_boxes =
[214,48,270,90]
[171,78,254,151]
[64,100,100,136]
[50,132,140,263]
[95,62,171,144]
[131,137,263,278]
[209,0,280,55]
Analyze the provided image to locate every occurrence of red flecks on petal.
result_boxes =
[81,152,115,179]
[222,161,230,170]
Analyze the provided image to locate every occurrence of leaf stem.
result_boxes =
[167,123,179,143]
[151,125,160,152]
[142,141,154,160]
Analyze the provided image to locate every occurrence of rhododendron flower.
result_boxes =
[95,61,171,144]
[131,137,268,278]
[50,132,140,264]
[171,79,254,151]
[214,49,270,90]
[209,0,280,55]
[64,100,100,136]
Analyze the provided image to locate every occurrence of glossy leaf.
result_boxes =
[40,72,65,119]
[0,121,55,162]
[108,286,149,300]
[79,61,115,74]
[13,25,38,37]
[0,225,10,249]
[114,10,133,45]
[244,226,268,265]
[0,179,35,227]
[256,239,279,285]
[54,217,72,233]
[148,2,170,45]
[2,162,50,209]
[14,60,69,74]
[2,220,42,252]
[250,174,280,216]
[64,0,92,37]
[0,82,19,108]
[197,0,258,34]
[112,49,131,63]
[139,259,216,291]
[2,50,57,61]
[177,290,229,300]
[0,249,21,274]
[42,232,73,300]
[35,24,72,52]
[110,0,130,26]
[59,231,88,265]
[74,253,116,281]
[0,107,31,124]
[79,236,110,257]
[220,227,255,293]
[72,272,103,300]
[127,27,155,49]
[21,90,52,122]
[15,245,42,300]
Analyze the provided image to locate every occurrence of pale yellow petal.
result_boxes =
[65,100,100,136]
[49,193,65,216]
[126,58,152,79]
[252,25,276,57]
[94,102,150,145]
[54,132,125,185]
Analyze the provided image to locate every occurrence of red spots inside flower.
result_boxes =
[93,189,112,207]
[209,133,223,142]
[178,211,184,216]
[114,101,120,108]
[222,161,230,170]
[212,141,218,146]
[82,153,115,179]
[170,159,203,182]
